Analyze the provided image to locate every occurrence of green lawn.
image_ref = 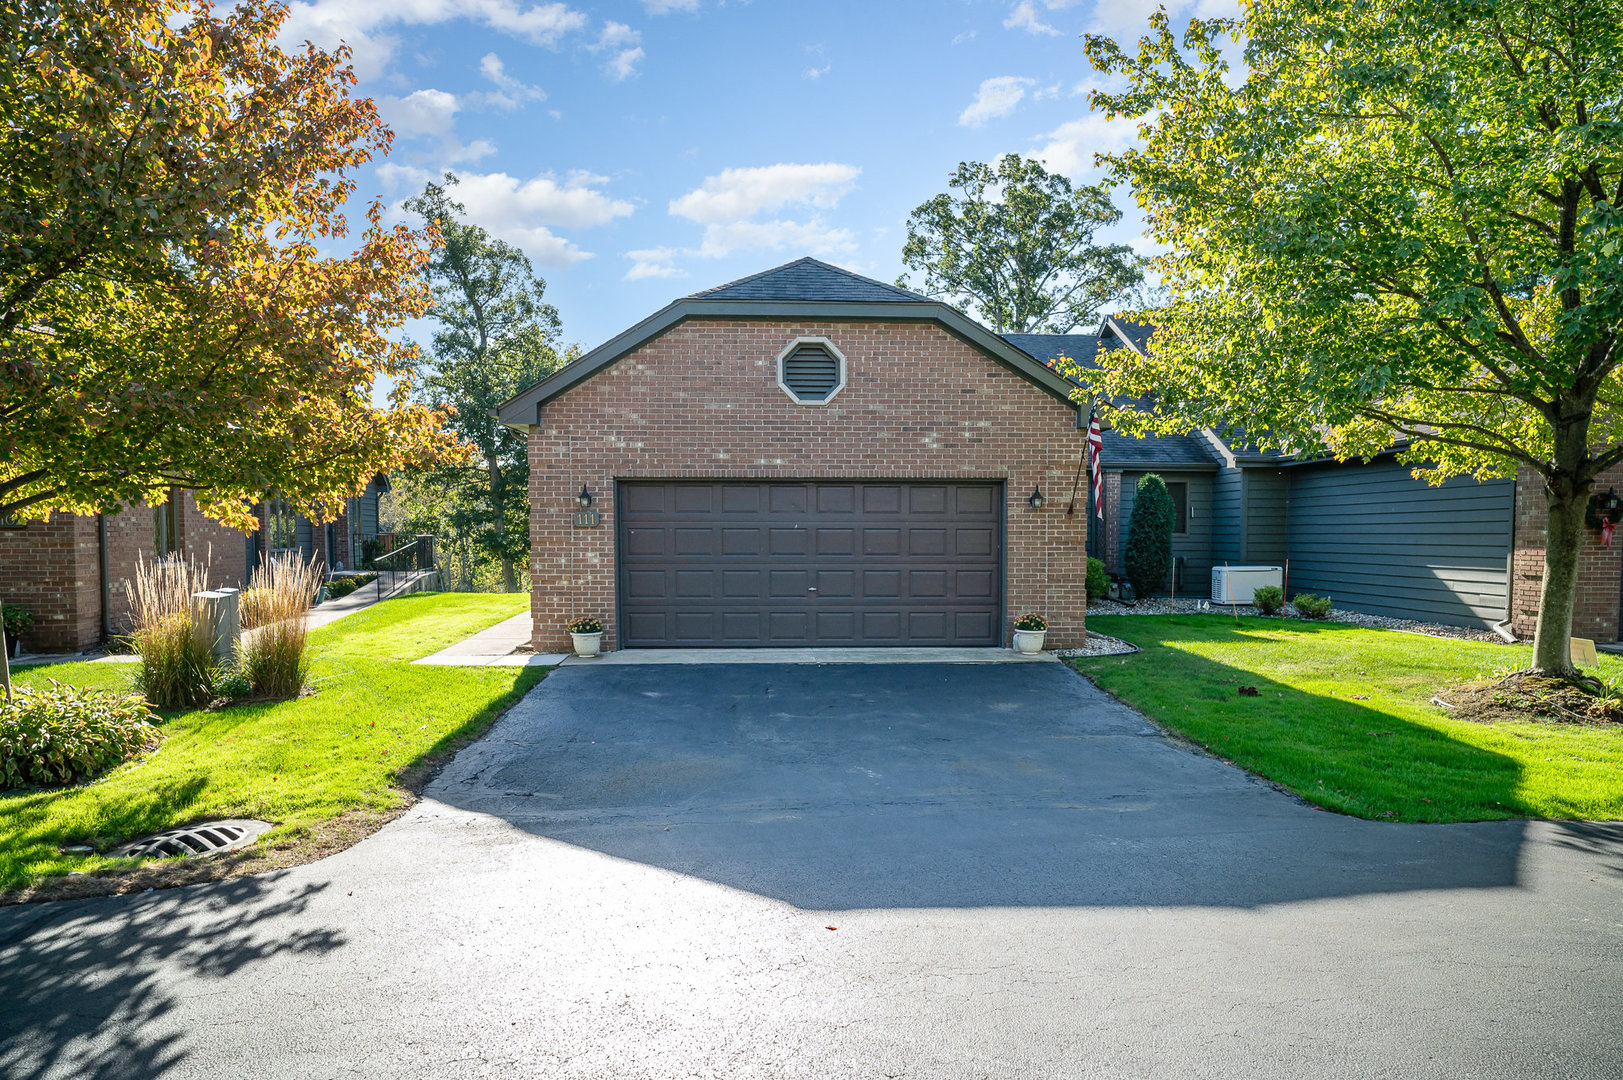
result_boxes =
[1,592,544,892]
[1075,614,1623,822]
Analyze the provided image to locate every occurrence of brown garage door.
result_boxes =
[617,481,1003,647]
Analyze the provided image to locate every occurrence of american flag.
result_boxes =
[1086,408,1105,520]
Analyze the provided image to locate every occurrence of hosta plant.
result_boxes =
[0,683,161,789]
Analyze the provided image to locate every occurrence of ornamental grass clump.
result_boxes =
[0,683,161,789]
[238,554,322,699]
[127,556,216,708]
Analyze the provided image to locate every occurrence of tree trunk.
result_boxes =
[489,454,517,593]
[1530,470,1589,678]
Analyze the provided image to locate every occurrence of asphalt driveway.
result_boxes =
[4,661,1622,1079]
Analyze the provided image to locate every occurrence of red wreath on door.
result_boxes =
[1586,489,1623,547]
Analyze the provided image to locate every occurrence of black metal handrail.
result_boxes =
[373,535,437,599]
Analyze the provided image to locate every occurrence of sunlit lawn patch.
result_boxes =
[1073,614,1623,822]
[1,592,543,892]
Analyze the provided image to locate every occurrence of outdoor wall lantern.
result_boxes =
[576,484,594,509]
[1027,485,1046,510]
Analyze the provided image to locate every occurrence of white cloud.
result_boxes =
[642,0,698,11]
[376,88,496,162]
[951,29,978,44]
[379,88,460,137]
[1027,111,1138,177]
[479,52,546,106]
[279,0,589,81]
[958,76,1034,127]
[380,164,634,267]
[670,163,860,225]
[628,163,862,279]
[804,64,831,79]
[591,21,644,81]
[625,248,687,279]
[1004,0,1061,36]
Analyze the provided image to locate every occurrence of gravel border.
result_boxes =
[1085,596,1510,644]
[1054,632,1138,658]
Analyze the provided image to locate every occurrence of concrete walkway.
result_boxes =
[413,612,565,667]
[560,645,1060,665]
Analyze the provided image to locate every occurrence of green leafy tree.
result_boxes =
[898,155,1145,333]
[402,177,572,593]
[1125,474,1175,599]
[0,0,462,530]
[1082,0,1623,676]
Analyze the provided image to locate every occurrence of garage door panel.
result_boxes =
[956,570,995,599]
[625,528,666,556]
[674,570,712,597]
[909,570,947,598]
[956,528,995,556]
[625,570,666,599]
[722,528,761,555]
[769,528,808,555]
[815,528,854,555]
[619,481,1001,647]
[674,528,712,555]
[910,529,946,555]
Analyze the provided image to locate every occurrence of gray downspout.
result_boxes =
[97,514,112,643]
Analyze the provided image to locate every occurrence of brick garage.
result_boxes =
[502,259,1091,653]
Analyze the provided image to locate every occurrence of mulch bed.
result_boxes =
[1433,672,1623,726]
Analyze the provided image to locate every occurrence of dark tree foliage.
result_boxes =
[1125,474,1174,599]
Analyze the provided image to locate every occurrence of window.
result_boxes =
[1167,481,1189,535]
[265,500,298,553]
[776,337,847,405]
[152,488,180,557]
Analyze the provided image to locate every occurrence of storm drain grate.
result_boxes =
[111,819,272,860]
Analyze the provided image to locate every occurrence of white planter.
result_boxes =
[569,631,602,658]
[1012,628,1047,654]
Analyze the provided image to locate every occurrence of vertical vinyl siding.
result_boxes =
[1244,469,1290,563]
[1120,471,1216,594]
[1212,468,1242,564]
[1285,459,1513,627]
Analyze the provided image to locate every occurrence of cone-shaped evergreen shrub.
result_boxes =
[1125,474,1174,599]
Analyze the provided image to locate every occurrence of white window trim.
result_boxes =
[775,336,848,406]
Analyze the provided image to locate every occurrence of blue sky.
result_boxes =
[280,0,1233,353]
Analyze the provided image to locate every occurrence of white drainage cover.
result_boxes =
[110,820,272,859]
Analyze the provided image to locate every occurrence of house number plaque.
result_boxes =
[572,509,601,528]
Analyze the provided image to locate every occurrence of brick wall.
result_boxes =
[0,492,256,653]
[1103,472,1124,574]
[0,513,99,653]
[527,319,1090,651]
[1511,464,1623,642]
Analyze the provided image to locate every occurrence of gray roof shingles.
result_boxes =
[689,257,929,304]
[1003,331,1219,468]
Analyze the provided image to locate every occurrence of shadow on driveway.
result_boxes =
[429,663,1532,910]
[0,879,342,1079]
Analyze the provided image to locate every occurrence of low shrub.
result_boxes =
[214,671,254,700]
[1014,612,1048,632]
[3,603,34,644]
[1252,585,1284,615]
[1293,593,1333,619]
[0,683,161,789]
[127,557,216,708]
[238,554,322,699]
[1085,557,1110,601]
[325,578,358,600]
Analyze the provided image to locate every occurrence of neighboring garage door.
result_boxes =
[618,481,1002,647]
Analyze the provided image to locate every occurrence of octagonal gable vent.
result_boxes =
[778,339,846,405]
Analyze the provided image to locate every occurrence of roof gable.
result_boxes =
[495,258,1082,427]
